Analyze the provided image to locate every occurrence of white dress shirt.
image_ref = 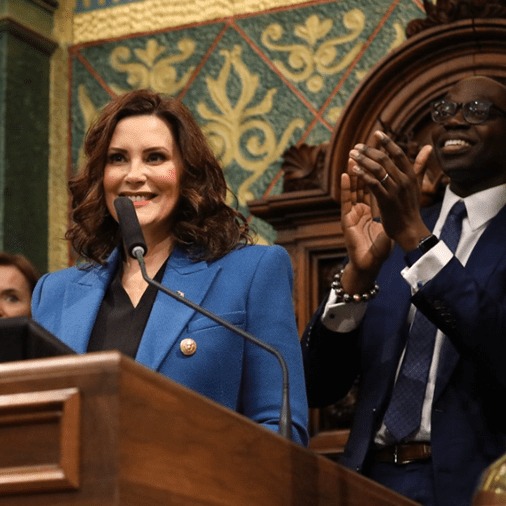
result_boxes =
[321,183,506,444]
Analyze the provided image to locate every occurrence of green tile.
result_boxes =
[183,28,314,203]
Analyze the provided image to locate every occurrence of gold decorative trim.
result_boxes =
[48,0,73,271]
[73,0,312,44]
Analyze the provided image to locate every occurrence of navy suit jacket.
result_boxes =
[303,202,506,505]
[32,244,308,445]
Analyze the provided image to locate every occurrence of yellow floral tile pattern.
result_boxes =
[67,0,426,247]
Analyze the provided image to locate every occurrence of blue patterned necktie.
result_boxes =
[383,200,467,442]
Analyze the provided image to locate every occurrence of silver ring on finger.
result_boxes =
[380,172,389,184]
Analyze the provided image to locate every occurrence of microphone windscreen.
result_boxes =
[114,196,148,258]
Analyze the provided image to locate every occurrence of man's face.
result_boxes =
[431,76,506,197]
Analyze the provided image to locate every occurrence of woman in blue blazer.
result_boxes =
[31,89,308,446]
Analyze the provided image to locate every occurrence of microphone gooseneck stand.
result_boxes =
[114,194,292,439]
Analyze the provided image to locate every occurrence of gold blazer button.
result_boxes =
[180,338,197,356]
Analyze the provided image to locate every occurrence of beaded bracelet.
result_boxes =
[331,268,379,303]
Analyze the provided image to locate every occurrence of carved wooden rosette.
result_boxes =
[406,0,506,38]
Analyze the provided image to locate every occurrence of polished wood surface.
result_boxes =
[0,352,418,505]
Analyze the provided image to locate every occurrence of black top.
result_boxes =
[87,259,168,358]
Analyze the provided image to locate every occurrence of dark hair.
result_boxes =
[0,252,40,292]
[66,89,254,264]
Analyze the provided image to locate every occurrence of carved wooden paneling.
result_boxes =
[0,388,80,495]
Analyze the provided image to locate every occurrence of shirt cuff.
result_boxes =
[401,240,453,291]
[321,290,368,333]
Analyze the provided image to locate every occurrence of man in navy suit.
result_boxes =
[302,75,506,505]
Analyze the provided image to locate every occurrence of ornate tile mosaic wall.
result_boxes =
[76,0,142,12]
[69,0,425,244]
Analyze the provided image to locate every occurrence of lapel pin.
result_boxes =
[180,338,197,356]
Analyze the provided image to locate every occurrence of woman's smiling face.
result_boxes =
[103,114,183,243]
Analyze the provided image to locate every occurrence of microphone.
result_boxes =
[113,197,293,440]
[114,196,148,258]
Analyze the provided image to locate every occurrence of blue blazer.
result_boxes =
[303,202,506,505]
[32,244,308,446]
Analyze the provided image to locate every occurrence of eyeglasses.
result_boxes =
[430,99,506,125]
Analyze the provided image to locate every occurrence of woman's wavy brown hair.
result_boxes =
[66,89,254,264]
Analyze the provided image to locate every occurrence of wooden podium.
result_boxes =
[0,352,418,505]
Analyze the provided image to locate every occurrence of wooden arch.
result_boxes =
[326,17,506,206]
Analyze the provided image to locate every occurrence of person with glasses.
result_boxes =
[431,97,506,125]
[302,75,506,506]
